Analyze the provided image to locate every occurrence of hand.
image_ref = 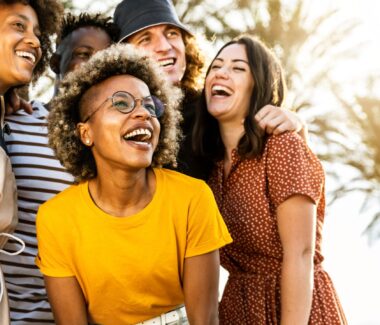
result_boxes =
[255,105,304,135]
[5,88,33,115]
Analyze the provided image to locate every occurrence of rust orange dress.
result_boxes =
[208,132,347,325]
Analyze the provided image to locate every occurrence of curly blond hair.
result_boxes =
[48,44,183,182]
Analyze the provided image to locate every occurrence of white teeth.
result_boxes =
[16,51,36,63]
[124,128,152,141]
[159,59,175,67]
[212,85,232,95]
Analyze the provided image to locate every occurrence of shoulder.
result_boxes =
[5,100,48,124]
[156,168,207,190]
[31,100,49,116]
[156,168,213,203]
[266,131,305,148]
[39,183,81,213]
[265,132,312,157]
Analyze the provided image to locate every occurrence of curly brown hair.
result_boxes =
[48,44,183,182]
[0,0,63,84]
[181,32,205,100]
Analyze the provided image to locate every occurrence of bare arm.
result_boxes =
[277,195,316,325]
[183,250,220,325]
[5,88,33,115]
[44,276,88,325]
[255,105,308,142]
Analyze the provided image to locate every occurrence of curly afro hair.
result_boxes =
[0,0,63,84]
[56,12,120,45]
[48,44,183,182]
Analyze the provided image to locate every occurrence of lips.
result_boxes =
[123,127,153,143]
[211,84,233,96]
[15,50,37,65]
[158,57,176,68]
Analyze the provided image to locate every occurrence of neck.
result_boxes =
[218,120,245,161]
[88,167,156,217]
[218,120,245,179]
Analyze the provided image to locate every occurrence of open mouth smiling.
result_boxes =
[123,128,152,144]
[16,50,37,64]
[211,85,233,97]
[158,58,176,68]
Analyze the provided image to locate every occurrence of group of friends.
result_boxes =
[0,0,348,324]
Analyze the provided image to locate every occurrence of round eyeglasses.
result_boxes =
[82,91,165,122]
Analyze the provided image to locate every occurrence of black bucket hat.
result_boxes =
[114,0,193,43]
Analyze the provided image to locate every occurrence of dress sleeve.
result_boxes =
[185,182,233,258]
[35,203,74,277]
[266,132,324,209]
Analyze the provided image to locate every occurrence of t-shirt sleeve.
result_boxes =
[266,132,324,209]
[185,182,233,258]
[35,203,74,277]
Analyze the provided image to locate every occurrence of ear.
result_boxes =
[77,122,93,147]
[50,53,61,74]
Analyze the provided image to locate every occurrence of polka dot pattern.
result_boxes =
[208,133,347,324]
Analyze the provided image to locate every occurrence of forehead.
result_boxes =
[90,75,150,99]
[68,26,111,48]
[0,3,39,26]
[130,23,182,38]
[215,43,248,61]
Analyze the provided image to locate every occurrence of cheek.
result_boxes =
[205,75,213,101]
[35,48,43,64]
[154,120,161,139]
[179,43,186,66]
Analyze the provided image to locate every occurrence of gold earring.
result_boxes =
[86,139,90,145]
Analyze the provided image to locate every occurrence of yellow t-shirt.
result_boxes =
[36,168,232,324]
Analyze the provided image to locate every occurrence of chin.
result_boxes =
[168,73,183,85]
[15,72,34,86]
[127,159,153,170]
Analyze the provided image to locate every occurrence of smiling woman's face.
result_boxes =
[0,3,42,94]
[77,74,161,173]
[205,43,254,124]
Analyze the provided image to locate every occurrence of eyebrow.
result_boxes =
[12,13,40,32]
[14,13,29,21]
[133,30,151,39]
[73,45,94,50]
[214,58,249,64]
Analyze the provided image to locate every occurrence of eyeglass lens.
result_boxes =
[112,91,164,118]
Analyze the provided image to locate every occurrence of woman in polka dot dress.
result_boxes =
[193,35,347,324]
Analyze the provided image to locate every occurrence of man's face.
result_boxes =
[126,24,186,85]
[59,26,112,77]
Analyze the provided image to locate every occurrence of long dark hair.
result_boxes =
[192,35,287,162]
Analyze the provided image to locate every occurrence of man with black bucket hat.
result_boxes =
[114,0,308,180]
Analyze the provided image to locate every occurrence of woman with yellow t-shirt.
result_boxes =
[35,44,232,325]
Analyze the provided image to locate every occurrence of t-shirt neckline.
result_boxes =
[80,168,163,228]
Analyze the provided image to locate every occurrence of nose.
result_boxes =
[25,30,41,49]
[154,35,172,53]
[132,101,152,119]
[215,66,229,79]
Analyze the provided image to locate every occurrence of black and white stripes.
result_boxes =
[0,101,73,324]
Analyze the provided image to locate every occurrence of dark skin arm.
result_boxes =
[183,250,220,325]
[44,276,88,325]
[5,88,33,115]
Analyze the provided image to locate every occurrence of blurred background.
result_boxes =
[31,0,380,323]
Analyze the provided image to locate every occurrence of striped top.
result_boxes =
[0,101,73,324]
